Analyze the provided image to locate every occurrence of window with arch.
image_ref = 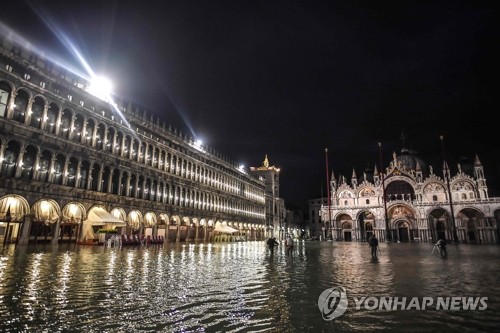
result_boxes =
[433,195,438,202]
[0,81,12,117]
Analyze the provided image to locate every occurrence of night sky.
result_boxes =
[2,1,499,208]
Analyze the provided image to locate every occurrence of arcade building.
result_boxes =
[0,38,285,246]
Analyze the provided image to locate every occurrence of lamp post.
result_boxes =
[440,135,459,243]
[378,142,391,242]
[325,148,332,240]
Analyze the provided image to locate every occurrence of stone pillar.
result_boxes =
[62,159,69,185]
[48,156,57,183]
[97,169,104,192]
[176,224,181,242]
[23,98,34,126]
[14,146,25,178]
[68,115,76,140]
[17,215,33,245]
[32,150,41,181]
[40,104,49,130]
[51,219,61,245]
[6,91,16,119]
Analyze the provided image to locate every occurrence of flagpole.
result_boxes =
[440,135,459,243]
[325,148,331,240]
[378,142,391,242]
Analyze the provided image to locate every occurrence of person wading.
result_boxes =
[267,237,279,253]
[285,235,294,255]
[369,234,379,258]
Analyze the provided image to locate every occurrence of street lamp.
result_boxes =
[440,135,459,243]
[378,142,391,242]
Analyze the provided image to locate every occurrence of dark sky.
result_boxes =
[2,1,500,208]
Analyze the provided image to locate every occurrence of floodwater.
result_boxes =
[0,241,499,332]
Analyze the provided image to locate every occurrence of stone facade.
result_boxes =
[0,38,274,245]
[250,155,286,239]
[320,148,500,244]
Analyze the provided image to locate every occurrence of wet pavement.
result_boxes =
[0,240,498,332]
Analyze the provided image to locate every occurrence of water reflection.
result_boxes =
[0,241,499,332]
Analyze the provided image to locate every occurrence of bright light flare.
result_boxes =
[238,164,247,174]
[191,139,205,153]
[88,76,113,102]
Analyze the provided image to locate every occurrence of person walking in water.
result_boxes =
[267,237,279,253]
[435,238,447,257]
[369,234,379,258]
[285,234,294,255]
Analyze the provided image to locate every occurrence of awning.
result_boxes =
[84,207,126,226]
[214,224,239,234]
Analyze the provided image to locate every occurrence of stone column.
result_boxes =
[6,91,16,119]
[14,146,25,178]
[17,215,33,245]
[23,98,34,126]
[40,104,49,130]
[51,219,61,245]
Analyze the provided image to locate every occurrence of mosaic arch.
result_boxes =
[427,207,450,241]
[387,204,418,242]
[457,207,486,243]
[357,210,375,241]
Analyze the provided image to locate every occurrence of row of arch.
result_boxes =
[327,203,499,243]
[0,80,265,203]
[336,178,478,208]
[0,195,270,244]
[0,139,265,219]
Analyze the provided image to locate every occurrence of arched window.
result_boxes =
[29,96,45,128]
[0,81,12,117]
[13,89,29,123]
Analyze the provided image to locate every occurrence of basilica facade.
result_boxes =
[320,147,500,244]
[0,38,276,246]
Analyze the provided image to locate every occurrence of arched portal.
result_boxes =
[341,221,352,241]
[396,220,410,242]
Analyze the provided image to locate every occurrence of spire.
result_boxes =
[373,164,379,175]
[474,154,482,167]
[351,167,358,187]
[263,155,269,168]
[415,159,423,183]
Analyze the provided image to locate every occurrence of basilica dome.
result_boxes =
[396,147,427,173]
